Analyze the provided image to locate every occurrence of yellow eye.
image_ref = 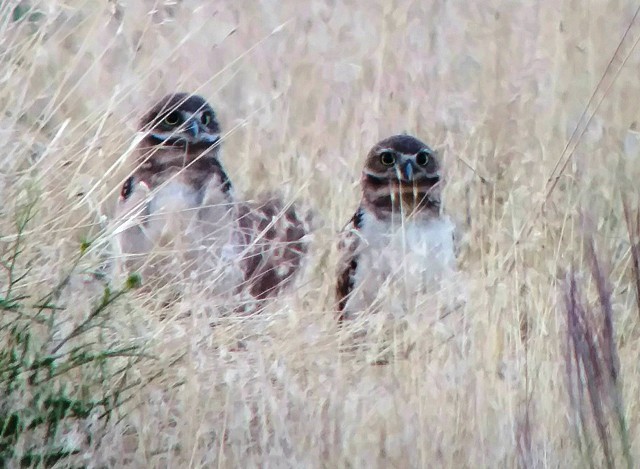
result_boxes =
[380,151,395,166]
[163,111,181,126]
[201,111,212,126]
[416,150,431,166]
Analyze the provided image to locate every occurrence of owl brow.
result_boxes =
[191,101,213,115]
[376,148,394,154]
[155,94,209,120]
[420,147,436,154]
[156,100,187,118]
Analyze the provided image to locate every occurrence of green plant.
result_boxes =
[0,199,146,467]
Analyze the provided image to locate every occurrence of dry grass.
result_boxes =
[2,0,640,467]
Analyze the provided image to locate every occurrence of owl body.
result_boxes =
[357,210,456,282]
[338,209,456,318]
[113,93,234,285]
[115,173,230,286]
[337,135,457,320]
[113,93,308,301]
[115,160,233,250]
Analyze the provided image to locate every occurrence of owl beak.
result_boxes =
[401,161,416,182]
[186,119,199,138]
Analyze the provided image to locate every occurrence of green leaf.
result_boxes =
[11,3,44,24]
[79,240,91,255]
[11,5,30,22]
[125,273,142,290]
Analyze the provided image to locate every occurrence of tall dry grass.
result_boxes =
[2,0,640,467]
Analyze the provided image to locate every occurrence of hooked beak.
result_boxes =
[401,160,416,182]
[185,119,199,138]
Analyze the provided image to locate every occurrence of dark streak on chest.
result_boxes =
[365,192,439,217]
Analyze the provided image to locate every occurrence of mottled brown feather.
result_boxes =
[234,194,310,300]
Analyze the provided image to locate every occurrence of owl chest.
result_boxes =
[148,177,201,216]
[139,166,235,249]
[142,174,205,243]
[353,216,456,290]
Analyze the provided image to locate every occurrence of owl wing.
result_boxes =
[335,207,364,320]
[196,161,236,241]
[198,160,233,212]
[234,193,310,300]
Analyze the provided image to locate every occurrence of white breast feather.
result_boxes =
[347,211,456,314]
[146,180,200,242]
[148,180,199,218]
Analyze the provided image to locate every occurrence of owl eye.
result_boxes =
[201,111,213,126]
[163,111,181,126]
[416,150,431,166]
[380,151,396,166]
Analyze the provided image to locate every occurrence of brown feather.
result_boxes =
[114,93,231,286]
[234,194,310,300]
[335,208,363,320]
[359,135,443,220]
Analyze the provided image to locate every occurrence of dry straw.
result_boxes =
[2,1,640,467]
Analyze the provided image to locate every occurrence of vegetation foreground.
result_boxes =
[2,1,640,467]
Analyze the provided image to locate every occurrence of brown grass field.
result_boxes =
[2,0,640,467]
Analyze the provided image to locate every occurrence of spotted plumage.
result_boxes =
[336,134,457,320]
[112,92,309,302]
[231,195,310,302]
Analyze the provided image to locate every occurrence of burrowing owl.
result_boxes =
[336,135,457,320]
[113,93,233,285]
[113,92,308,301]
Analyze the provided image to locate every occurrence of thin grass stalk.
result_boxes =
[621,194,640,320]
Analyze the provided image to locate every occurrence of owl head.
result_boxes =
[361,134,443,216]
[139,92,221,154]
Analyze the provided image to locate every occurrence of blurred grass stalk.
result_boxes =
[563,216,634,469]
